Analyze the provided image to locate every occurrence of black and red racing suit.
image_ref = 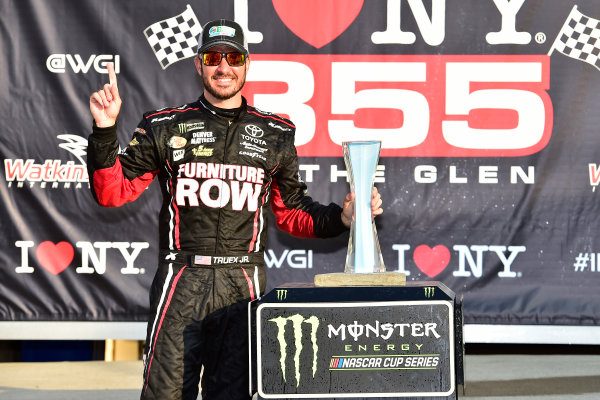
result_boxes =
[87,95,347,400]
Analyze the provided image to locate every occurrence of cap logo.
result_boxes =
[209,25,236,38]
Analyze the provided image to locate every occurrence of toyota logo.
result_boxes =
[245,125,264,138]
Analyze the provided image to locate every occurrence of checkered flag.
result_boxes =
[144,5,202,70]
[549,5,600,71]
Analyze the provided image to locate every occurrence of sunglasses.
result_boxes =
[201,51,246,67]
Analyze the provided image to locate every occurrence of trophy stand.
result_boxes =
[250,141,464,399]
[314,141,406,287]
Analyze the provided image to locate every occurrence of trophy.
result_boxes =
[343,141,385,273]
[313,141,404,286]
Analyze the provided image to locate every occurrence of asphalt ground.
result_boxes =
[0,354,599,399]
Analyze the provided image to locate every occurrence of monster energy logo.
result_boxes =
[178,123,186,134]
[269,314,319,387]
[276,289,287,301]
[424,287,435,298]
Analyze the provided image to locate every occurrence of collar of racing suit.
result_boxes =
[198,94,246,120]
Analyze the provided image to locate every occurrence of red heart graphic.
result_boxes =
[36,241,74,275]
[273,0,364,48]
[413,245,450,278]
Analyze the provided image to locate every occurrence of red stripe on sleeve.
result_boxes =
[92,158,157,207]
[270,179,316,238]
[247,110,296,128]
[168,178,181,250]
[145,107,199,119]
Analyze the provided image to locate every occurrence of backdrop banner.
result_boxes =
[2,0,600,325]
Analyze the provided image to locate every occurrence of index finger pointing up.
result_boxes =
[107,63,117,87]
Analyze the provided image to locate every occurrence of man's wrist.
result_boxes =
[91,120,118,141]
[95,119,116,128]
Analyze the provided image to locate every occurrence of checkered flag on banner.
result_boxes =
[144,5,202,70]
[549,5,600,71]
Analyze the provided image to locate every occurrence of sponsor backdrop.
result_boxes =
[2,0,600,326]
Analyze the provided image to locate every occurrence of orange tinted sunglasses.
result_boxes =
[201,51,246,67]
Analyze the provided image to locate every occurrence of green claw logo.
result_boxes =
[276,289,287,301]
[424,287,435,298]
[269,314,319,387]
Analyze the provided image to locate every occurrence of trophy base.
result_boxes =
[314,272,406,287]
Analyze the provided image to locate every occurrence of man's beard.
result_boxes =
[202,72,246,101]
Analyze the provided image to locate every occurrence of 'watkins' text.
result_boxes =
[5,159,89,188]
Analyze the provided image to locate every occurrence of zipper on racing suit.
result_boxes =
[214,118,235,254]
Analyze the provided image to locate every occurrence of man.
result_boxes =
[88,19,382,400]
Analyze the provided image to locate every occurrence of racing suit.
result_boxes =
[87,95,347,400]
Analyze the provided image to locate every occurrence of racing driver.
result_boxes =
[87,19,383,400]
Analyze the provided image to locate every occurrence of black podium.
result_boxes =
[249,281,464,399]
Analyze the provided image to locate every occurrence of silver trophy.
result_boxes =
[343,141,385,273]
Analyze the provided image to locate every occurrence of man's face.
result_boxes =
[195,45,249,102]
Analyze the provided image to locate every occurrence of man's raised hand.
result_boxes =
[89,63,121,127]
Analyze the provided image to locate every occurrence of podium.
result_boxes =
[249,281,464,399]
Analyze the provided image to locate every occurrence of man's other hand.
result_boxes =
[341,187,383,228]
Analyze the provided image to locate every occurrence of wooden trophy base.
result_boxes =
[314,272,407,287]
